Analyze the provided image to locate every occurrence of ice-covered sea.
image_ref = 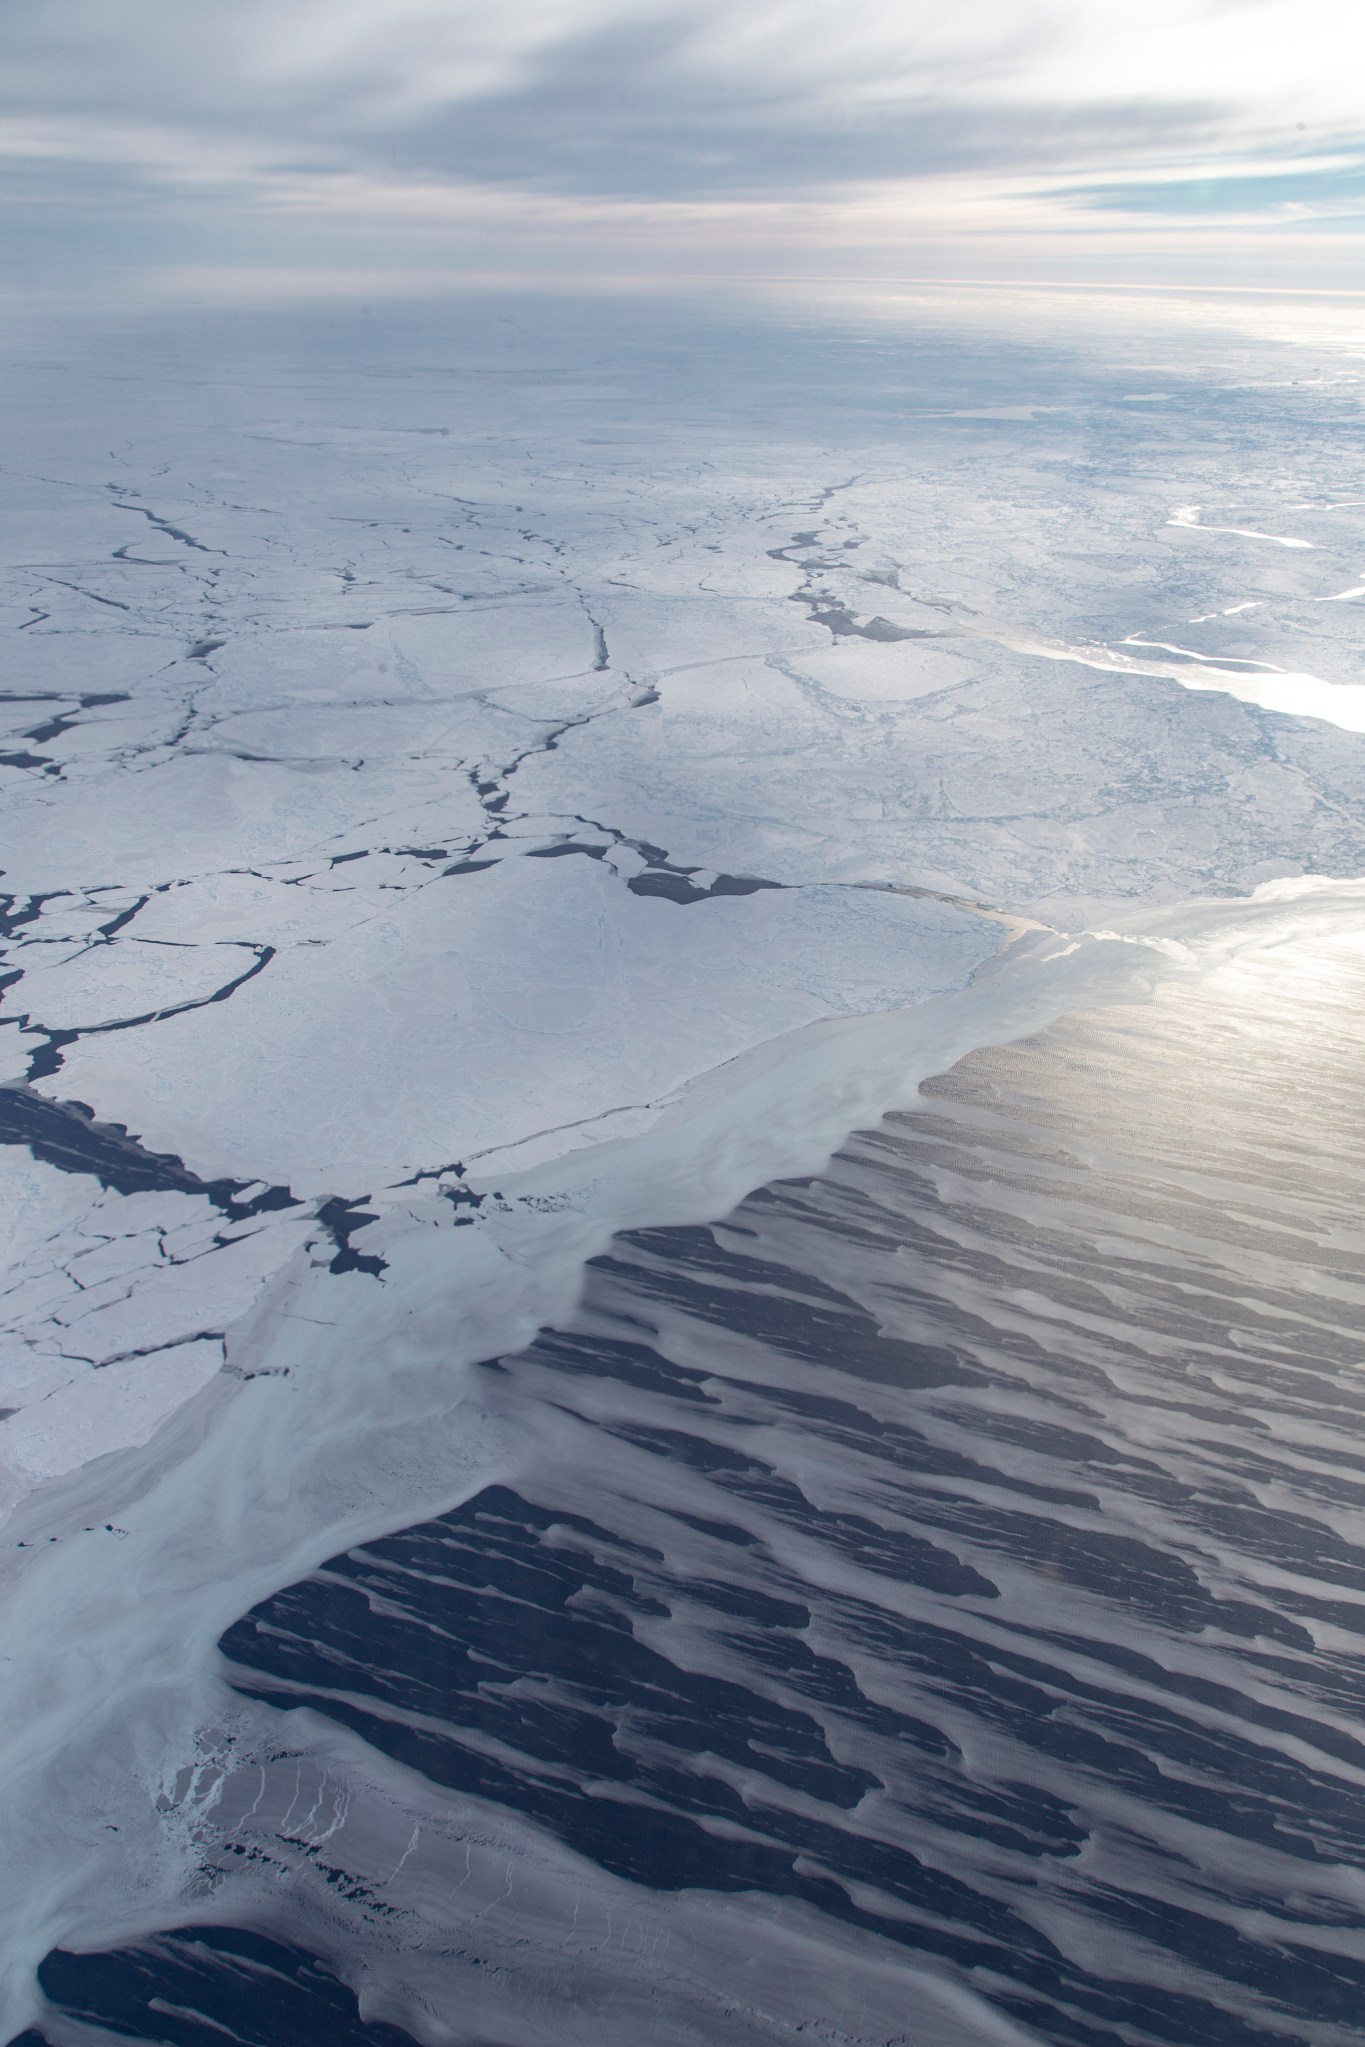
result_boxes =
[2,291,1364,2045]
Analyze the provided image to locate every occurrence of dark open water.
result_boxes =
[24,937,1365,2047]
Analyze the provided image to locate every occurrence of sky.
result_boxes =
[2,0,1362,306]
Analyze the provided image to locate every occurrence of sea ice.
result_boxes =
[1,291,1364,2042]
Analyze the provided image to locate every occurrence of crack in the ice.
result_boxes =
[15,942,277,1082]
[0,1085,299,1213]
[768,526,955,646]
[19,693,130,747]
[0,893,73,942]
[110,500,226,557]
[88,1331,227,1370]
[0,1087,388,1280]
[42,578,131,613]
[311,1198,387,1279]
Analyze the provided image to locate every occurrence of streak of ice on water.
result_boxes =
[1129,662,1365,729]
[1167,504,1315,547]
[992,623,1365,731]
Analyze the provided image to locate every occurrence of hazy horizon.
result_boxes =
[3,0,1364,310]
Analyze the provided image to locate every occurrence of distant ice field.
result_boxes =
[0,291,1363,2042]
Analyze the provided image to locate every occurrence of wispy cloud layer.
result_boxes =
[2,0,1361,302]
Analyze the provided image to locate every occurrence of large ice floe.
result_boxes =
[1,292,1364,2045]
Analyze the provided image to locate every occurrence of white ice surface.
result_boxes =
[2,1337,224,1484]
[44,863,994,1191]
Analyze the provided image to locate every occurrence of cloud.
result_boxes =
[1067,158,1365,219]
[1,0,1361,300]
